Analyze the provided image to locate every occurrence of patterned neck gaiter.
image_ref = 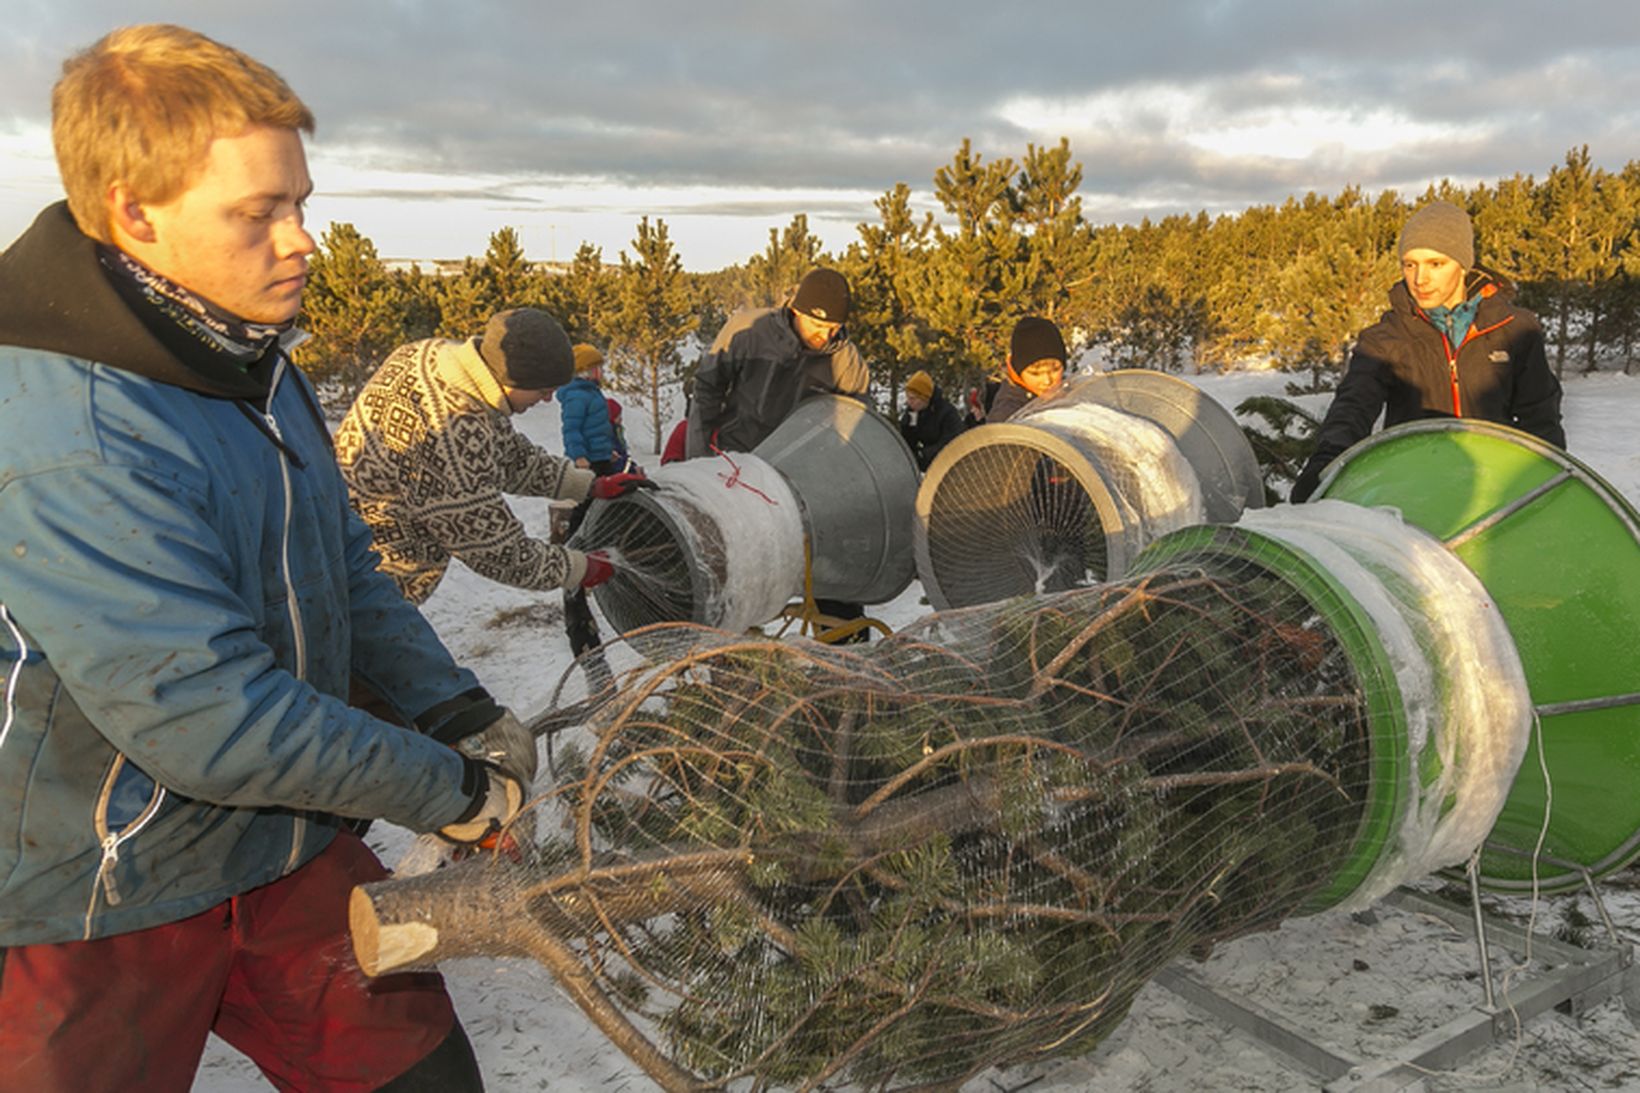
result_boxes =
[97,245,289,372]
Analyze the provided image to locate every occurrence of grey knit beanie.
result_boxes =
[478,308,574,389]
[1398,201,1475,268]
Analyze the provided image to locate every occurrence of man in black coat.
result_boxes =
[898,370,965,470]
[686,267,868,458]
[1292,201,1565,501]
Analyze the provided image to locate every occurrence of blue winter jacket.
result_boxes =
[557,376,615,463]
[0,204,483,945]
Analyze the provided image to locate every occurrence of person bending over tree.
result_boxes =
[337,310,650,607]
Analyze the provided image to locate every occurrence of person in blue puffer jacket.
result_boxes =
[0,24,527,1091]
[557,343,618,654]
[558,343,619,472]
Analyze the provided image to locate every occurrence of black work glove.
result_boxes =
[1289,458,1323,503]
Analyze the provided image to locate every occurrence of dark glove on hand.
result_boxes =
[1289,459,1323,503]
[590,472,658,500]
[457,709,537,787]
[580,550,615,589]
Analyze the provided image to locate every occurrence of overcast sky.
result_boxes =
[4,1,1639,270]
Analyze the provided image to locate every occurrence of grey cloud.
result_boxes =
[5,0,1639,235]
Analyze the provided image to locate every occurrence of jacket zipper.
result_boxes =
[263,356,309,874]
[84,754,167,939]
[1442,331,1463,417]
[1,604,25,753]
[1429,314,1515,419]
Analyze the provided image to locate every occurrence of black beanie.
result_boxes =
[1010,316,1067,368]
[478,308,574,389]
[790,268,851,324]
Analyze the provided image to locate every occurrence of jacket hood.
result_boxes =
[0,202,275,399]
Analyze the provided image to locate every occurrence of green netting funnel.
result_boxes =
[1312,419,1640,893]
[1135,501,1534,913]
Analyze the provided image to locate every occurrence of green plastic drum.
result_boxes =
[1133,523,1413,913]
[1313,419,1640,892]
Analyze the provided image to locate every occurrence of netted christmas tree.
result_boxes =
[354,501,1532,1091]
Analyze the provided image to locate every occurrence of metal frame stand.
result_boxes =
[1154,886,1638,1092]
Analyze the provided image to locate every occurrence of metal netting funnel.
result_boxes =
[574,395,919,634]
[753,394,920,605]
[1048,369,1266,521]
[573,455,806,633]
[915,382,1228,609]
[577,456,806,630]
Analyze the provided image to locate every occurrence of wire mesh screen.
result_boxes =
[571,455,807,634]
[575,492,705,627]
[357,556,1387,1090]
[915,404,1205,611]
[922,442,1107,604]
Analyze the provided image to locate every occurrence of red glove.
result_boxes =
[580,550,615,589]
[590,472,657,500]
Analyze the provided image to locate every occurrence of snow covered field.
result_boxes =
[197,369,1640,1091]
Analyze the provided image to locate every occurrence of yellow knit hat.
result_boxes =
[905,370,934,400]
[572,343,605,374]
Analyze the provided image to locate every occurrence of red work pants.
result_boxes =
[0,832,457,1092]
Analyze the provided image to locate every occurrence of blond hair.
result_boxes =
[51,24,315,243]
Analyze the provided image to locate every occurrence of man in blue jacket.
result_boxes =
[0,24,527,1091]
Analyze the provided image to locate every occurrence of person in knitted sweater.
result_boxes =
[337,309,646,605]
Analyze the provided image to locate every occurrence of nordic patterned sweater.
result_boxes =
[336,337,595,604]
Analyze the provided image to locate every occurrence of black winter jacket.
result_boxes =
[1293,269,1564,500]
[987,380,1036,423]
[686,306,869,456]
[898,387,965,470]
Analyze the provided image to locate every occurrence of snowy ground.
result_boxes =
[197,369,1640,1091]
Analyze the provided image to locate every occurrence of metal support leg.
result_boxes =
[1467,856,1497,1011]
[1580,869,1621,947]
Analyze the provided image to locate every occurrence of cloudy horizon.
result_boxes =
[4,1,1638,270]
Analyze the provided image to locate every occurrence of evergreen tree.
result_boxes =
[1012,138,1097,332]
[294,222,406,393]
[434,257,492,339]
[744,215,826,308]
[549,242,617,344]
[921,140,1022,378]
[389,264,444,346]
[609,217,700,452]
[1527,148,1627,375]
[482,226,547,310]
[1257,188,1401,386]
[842,183,937,412]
